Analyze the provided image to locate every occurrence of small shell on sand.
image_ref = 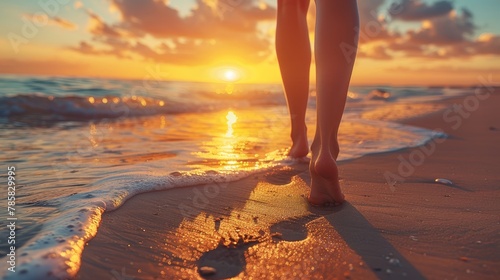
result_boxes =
[434,178,453,185]
[198,266,217,276]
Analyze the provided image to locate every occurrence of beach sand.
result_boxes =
[77,90,500,280]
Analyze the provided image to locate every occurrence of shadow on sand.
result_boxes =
[308,202,426,280]
[79,165,425,279]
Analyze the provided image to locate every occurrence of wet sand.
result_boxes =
[77,90,500,280]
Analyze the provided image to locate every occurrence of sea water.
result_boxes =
[0,75,466,279]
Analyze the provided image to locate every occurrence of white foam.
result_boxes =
[338,119,447,161]
[0,156,290,279]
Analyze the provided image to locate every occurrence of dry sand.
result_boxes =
[77,90,500,280]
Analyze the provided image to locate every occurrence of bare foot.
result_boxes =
[308,146,345,206]
[288,128,309,158]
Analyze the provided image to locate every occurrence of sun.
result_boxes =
[223,69,239,82]
[212,66,243,83]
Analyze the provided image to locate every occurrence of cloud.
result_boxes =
[473,34,500,55]
[24,14,78,30]
[50,16,78,30]
[74,1,83,9]
[358,44,393,60]
[86,10,122,37]
[359,0,386,27]
[70,0,500,63]
[390,0,453,21]
[109,0,275,39]
[358,1,499,60]
[70,41,127,58]
[438,33,500,58]
[406,8,475,44]
[72,0,276,65]
[386,8,500,59]
[109,0,185,37]
[356,0,395,43]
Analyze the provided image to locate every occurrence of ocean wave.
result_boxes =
[0,94,192,120]
[366,89,394,101]
[0,90,287,122]
[0,153,292,280]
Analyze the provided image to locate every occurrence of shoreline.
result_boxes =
[76,90,500,280]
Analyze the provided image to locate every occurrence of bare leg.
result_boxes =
[276,0,311,158]
[309,0,359,205]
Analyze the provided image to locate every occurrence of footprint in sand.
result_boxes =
[269,215,318,242]
[197,236,260,279]
[263,165,307,186]
[196,214,322,278]
[197,245,246,279]
[196,165,341,278]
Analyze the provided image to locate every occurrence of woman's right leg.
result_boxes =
[276,0,311,158]
[309,0,359,205]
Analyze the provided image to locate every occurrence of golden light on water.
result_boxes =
[192,110,289,172]
[224,84,234,95]
[347,91,358,99]
[160,115,166,129]
[226,111,238,137]
[193,110,245,171]
[89,124,99,147]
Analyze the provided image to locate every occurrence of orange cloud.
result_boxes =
[405,8,475,45]
[353,0,500,60]
[86,10,122,37]
[62,0,500,77]
[24,14,77,30]
[51,16,78,30]
[71,0,276,65]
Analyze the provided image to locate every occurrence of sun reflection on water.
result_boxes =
[225,111,237,137]
[193,110,252,171]
[190,109,291,172]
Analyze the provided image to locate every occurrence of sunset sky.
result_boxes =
[1,0,499,85]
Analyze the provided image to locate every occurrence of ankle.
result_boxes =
[314,152,338,179]
[331,141,339,160]
[290,125,307,140]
